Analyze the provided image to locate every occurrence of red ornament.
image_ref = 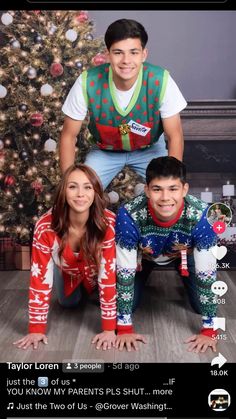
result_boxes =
[30,113,44,127]
[92,53,107,66]
[31,180,44,195]
[75,11,89,23]
[50,62,64,77]
[4,174,15,186]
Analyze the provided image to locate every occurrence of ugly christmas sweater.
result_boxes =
[29,209,116,334]
[115,193,218,335]
[84,62,166,151]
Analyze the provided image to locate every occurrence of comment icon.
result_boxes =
[211,281,228,297]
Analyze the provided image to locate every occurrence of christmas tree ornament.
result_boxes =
[34,34,43,44]
[1,13,13,26]
[65,29,78,42]
[92,53,107,66]
[30,113,44,126]
[108,191,119,204]
[0,85,7,98]
[134,183,145,197]
[10,39,21,49]
[20,149,29,161]
[40,83,53,96]
[44,138,57,152]
[18,104,28,112]
[4,174,15,186]
[50,62,64,77]
[75,11,89,24]
[27,67,37,79]
[75,60,83,69]
[117,172,125,181]
[84,33,93,41]
[31,180,44,195]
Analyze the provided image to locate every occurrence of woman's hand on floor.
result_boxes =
[92,330,116,350]
[13,333,48,350]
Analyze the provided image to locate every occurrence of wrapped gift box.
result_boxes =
[14,245,31,270]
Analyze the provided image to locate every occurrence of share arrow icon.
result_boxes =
[211,353,227,368]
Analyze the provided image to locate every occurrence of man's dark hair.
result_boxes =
[146,157,187,185]
[104,19,148,50]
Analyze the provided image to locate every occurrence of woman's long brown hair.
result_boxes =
[51,164,108,271]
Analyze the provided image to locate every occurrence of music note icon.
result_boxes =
[7,402,14,409]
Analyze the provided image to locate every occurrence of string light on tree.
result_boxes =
[48,24,57,35]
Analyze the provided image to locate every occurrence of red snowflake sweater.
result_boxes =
[29,209,116,334]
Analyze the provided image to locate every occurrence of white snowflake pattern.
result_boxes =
[196,210,203,221]
[186,207,195,218]
[132,212,138,221]
[173,233,179,243]
[200,294,209,304]
[139,208,147,219]
[31,262,41,277]
[121,292,132,301]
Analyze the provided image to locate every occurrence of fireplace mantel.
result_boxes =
[181,100,236,141]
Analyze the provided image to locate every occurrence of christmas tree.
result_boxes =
[0,10,107,244]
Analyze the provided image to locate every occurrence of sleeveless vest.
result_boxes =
[84,62,168,151]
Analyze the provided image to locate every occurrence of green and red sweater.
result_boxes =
[82,62,168,151]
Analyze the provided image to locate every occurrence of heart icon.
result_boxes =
[211,245,227,260]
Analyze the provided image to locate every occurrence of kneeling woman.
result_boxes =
[14,164,116,350]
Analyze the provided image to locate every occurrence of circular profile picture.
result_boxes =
[208,388,231,411]
[207,202,232,226]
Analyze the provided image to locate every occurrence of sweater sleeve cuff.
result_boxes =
[200,328,218,338]
[29,324,47,334]
[101,319,116,332]
[117,325,135,335]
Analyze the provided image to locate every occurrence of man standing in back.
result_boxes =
[60,19,187,189]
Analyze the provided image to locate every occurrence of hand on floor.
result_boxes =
[91,330,116,350]
[115,333,147,352]
[184,333,217,353]
[13,333,48,350]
